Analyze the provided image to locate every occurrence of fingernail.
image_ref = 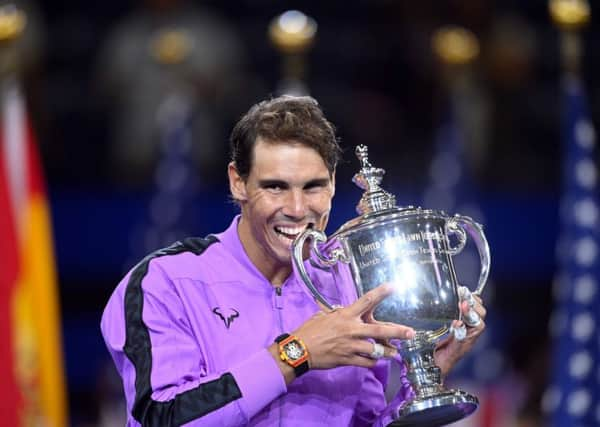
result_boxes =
[380,284,392,292]
[406,329,416,340]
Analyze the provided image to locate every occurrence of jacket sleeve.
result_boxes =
[351,362,389,427]
[369,358,414,427]
[101,259,286,426]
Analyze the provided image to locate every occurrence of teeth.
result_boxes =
[276,226,305,235]
[275,226,306,239]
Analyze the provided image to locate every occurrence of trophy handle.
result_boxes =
[445,215,491,296]
[291,228,348,310]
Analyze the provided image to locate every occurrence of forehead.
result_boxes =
[249,139,330,179]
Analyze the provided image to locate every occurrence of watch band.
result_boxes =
[275,333,310,377]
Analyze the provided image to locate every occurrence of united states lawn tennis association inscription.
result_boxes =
[356,230,449,269]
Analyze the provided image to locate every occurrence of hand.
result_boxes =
[433,293,487,377]
[294,284,416,370]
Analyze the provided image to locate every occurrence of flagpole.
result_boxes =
[430,26,489,201]
[549,0,590,75]
[0,8,29,427]
[126,27,200,265]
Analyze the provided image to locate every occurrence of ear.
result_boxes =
[228,162,248,202]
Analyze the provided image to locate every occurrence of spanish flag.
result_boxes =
[0,79,67,425]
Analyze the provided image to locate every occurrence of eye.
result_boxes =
[261,181,288,193]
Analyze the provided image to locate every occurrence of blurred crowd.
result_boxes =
[7,0,599,425]
[33,0,595,193]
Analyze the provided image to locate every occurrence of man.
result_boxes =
[101,95,486,426]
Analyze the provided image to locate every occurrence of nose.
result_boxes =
[282,189,308,218]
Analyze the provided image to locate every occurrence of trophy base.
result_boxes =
[386,390,478,427]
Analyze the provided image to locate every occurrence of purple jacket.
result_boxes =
[101,216,408,426]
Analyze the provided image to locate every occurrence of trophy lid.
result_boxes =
[331,145,449,239]
[352,145,397,215]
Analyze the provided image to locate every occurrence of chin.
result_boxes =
[277,248,294,263]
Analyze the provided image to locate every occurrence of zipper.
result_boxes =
[274,285,285,427]
[274,286,284,310]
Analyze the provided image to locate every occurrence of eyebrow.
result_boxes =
[258,179,289,188]
[258,177,331,188]
[303,178,331,188]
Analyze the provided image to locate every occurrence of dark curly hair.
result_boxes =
[229,95,342,179]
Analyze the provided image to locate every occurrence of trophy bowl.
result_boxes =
[291,145,490,427]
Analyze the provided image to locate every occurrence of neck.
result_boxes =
[268,269,292,287]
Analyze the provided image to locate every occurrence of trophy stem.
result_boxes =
[399,335,444,400]
[388,334,479,427]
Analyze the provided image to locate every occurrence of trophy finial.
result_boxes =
[352,145,396,214]
[355,144,372,169]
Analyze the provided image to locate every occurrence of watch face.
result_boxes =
[284,340,305,360]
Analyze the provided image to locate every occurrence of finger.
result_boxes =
[460,293,487,319]
[346,284,394,317]
[315,300,344,314]
[362,309,375,323]
[315,300,330,313]
[342,355,379,369]
[450,321,467,341]
[462,297,486,314]
[459,300,485,327]
[360,322,416,341]
[375,337,392,348]
[463,308,481,327]
[449,319,462,330]
[473,299,487,319]
[354,340,398,359]
[435,332,453,348]
[369,342,386,359]
[468,318,486,334]
[379,344,398,359]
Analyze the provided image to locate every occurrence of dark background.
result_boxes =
[16,0,600,424]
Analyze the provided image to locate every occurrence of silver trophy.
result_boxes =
[291,145,490,426]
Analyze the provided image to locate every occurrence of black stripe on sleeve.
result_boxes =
[123,235,243,426]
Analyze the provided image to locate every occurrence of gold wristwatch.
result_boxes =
[274,333,309,377]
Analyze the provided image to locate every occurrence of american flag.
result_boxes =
[543,74,600,426]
